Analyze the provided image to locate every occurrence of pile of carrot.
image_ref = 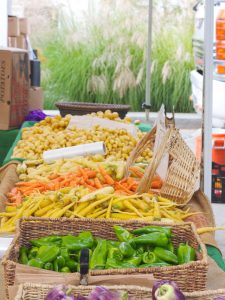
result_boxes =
[7,165,162,206]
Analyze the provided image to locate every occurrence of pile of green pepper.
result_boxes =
[19,225,196,273]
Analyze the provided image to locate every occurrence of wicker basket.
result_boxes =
[2,217,208,297]
[15,283,225,300]
[15,283,151,300]
[125,127,200,205]
[55,102,130,119]
[185,289,225,300]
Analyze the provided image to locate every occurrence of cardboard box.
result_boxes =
[16,35,26,49]
[19,18,29,35]
[28,87,43,111]
[8,37,17,48]
[8,16,20,37]
[0,48,29,130]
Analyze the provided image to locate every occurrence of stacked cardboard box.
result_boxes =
[0,48,29,129]
[8,16,28,50]
[0,16,44,130]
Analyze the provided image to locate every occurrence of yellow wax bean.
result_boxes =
[34,203,56,217]
[0,212,17,217]
[79,196,111,217]
[106,198,114,219]
[74,202,89,214]
[111,213,138,220]
[129,199,149,212]
[123,200,143,218]
[112,209,136,216]
[153,197,161,219]
[50,202,75,218]
[88,208,107,219]
[43,208,60,218]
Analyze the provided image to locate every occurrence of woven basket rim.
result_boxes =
[55,102,131,110]
[17,282,152,291]
[185,289,225,297]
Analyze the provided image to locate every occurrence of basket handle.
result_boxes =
[79,248,89,285]
[124,126,156,177]
[137,128,174,193]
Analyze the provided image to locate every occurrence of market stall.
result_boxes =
[0,1,225,299]
[0,108,225,300]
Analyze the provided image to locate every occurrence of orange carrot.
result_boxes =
[94,178,102,189]
[98,165,114,185]
[151,180,162,189]
[48,174,59,180]
[129,166,144,178]
[86,170,97,178]
[115,182,133,195]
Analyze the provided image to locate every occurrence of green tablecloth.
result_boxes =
[0,128,19,166]
[3,121,36,166]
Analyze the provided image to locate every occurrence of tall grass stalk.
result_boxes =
[40,0,195,112]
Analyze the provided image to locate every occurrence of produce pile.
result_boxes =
[0,161,195,232]
[16,157,127,182]
[19,225,197,273]
[12,113,151,161]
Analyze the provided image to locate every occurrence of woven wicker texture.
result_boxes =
[15,283,151,300]
[126,126,200,205]
[15,283,225,300]
[2,217,208,297]
[55,102,130,118]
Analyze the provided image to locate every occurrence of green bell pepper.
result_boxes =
[30,236,62,247]
[135,246,145,256]
[132,226,171,237]
[124,256,142,267]
[142,251,157,264]
[27,258,44,269]
[36,245,60,263]
[62,232,94,251]
[28,247,39,259]
[44,262,53,270]
[119,242,135,258]
[105,258,136,269]
[53,260,59,272]
[90,239,108,270]
[107,247,123,261]
[19,246,29,265]
[154,247,178,264]
[107,240,120,248]
[60,266,70,273]
[66,259,78,272]
[131,232,169,247]
[177,243,196,264]
[167,242,175,253]
[55,256,65,269]
[60,247,70,261]
[113,225,133,242]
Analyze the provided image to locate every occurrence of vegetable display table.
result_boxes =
[0,120,224,273]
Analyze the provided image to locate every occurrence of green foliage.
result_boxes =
[39,2,195,112]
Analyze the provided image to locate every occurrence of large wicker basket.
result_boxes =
[125,127,200,205]
[2,217,208,297]
[15,283,225,300]
[55,102,130,119]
